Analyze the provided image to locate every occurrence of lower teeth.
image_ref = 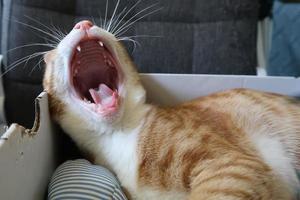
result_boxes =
[83,98,91,104]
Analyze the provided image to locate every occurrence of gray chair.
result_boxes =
[1,0,261,127]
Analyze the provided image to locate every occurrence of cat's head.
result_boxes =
[43,20,147,134]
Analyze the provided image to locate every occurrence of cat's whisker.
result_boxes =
[116,35,162,42]
[91,16,97,27]
[12,51,46,69]
[45,39,59,46]
[1,51,48,77]
[13,19,62,43]
[109,6,128,34]
[7,52,46,70]
[110,0,142,34]
[0,17,62,77]
[107,0,121,32]
[49,21,63,37]
[104,0,109,30]
[23,52,40,70]
[98,11,104,28]
[113,3,161,35]
[29,56,45,75]
[23,16,64,41]
[117,34,161,51]
[49,20,64,39]
[112,3,153,35]
[33,30,61,45]
[117,37,140,53]
[118,37,140,44]
[114,8,162,35]
[10,23,59,46]
[25,15,59,34]
[5,43,55,54]
[37,36,58,47]
[50,24,66,40]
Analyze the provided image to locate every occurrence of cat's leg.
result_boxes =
[187,155,292,200]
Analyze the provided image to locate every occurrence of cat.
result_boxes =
[43,20,300,200]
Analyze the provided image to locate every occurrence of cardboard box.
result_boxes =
[0,92,57,200]
[0,74,300,199]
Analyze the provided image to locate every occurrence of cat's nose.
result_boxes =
[74,20,93,30]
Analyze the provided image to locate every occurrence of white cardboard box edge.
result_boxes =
[140,74,300,106]
[0,92,57,200]
[0,74,300,200]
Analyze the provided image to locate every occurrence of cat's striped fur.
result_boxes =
[43,22,300,199]
[138,89,300,199]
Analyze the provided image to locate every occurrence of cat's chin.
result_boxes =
[69,37,124,117]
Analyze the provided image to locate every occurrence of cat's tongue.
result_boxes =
[89,84,118,109]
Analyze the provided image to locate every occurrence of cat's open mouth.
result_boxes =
[70,39,121,116]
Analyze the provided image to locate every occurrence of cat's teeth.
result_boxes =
[83,98,91,104]
[99,42,104,47]
[76,46,81,52]
[105,59,113,67]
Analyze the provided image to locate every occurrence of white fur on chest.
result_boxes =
[62,115,188,200]
[59,96,153,198]
[97,128,140,194]
[64,119,141,196]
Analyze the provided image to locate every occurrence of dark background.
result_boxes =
[1,0,298,128]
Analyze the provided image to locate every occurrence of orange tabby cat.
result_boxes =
[43,20,300,200]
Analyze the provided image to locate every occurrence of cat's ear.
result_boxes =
[44,50,56,64]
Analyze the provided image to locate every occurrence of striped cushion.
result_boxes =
[48,159,128,200]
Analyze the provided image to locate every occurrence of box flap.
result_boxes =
[0,92,57,200]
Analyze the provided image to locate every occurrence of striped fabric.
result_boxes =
[48,159,128,200]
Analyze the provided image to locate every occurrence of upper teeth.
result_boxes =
[99,42,104,47]
[77,46,81,52]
